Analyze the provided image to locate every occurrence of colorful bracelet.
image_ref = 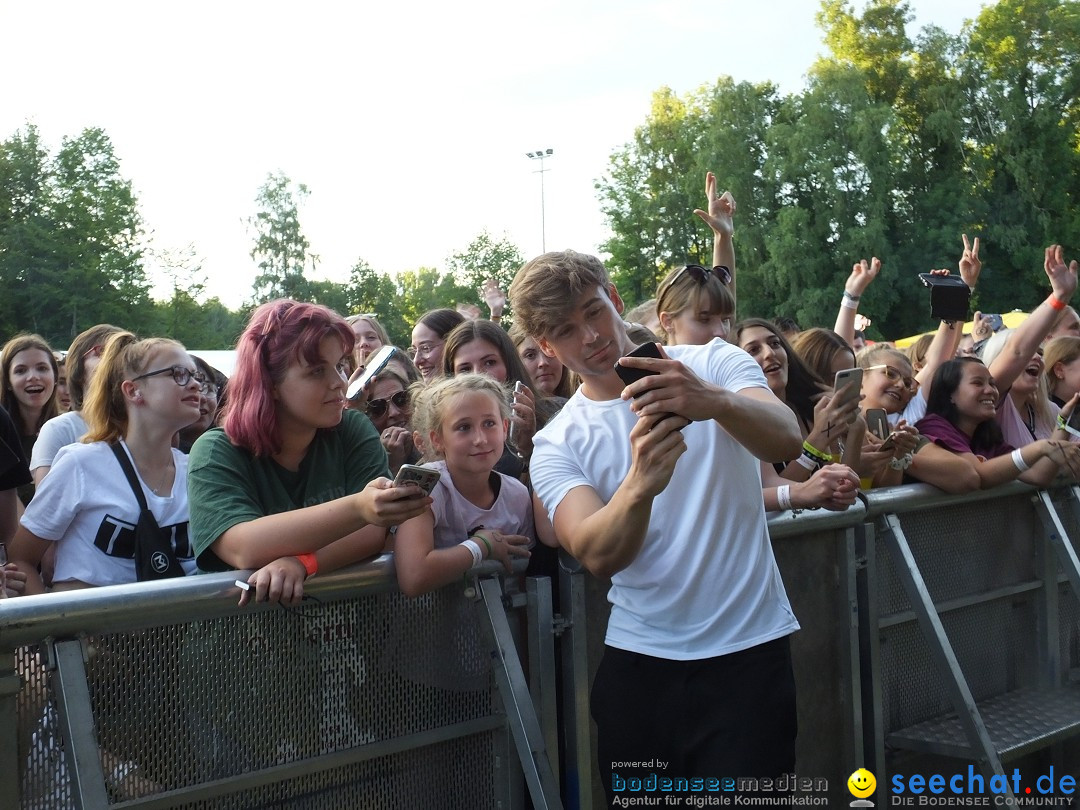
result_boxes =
[295,553,318,577]
[1047,294,1067,312]
[802,440,832,462]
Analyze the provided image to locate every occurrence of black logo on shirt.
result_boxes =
[93,515,192,560]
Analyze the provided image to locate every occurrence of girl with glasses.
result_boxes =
[187,300,430,606]
[409,308,465,383]
[8,332,202,593]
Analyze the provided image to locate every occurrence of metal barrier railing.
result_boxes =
[0,557,561,810]
[556,482,1080,808]
[4,482,1080,809]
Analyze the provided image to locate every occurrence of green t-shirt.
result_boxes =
[187,409,390,571]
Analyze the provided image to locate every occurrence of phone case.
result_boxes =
[615,342,662,388]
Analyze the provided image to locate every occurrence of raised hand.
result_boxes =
[480,278,506,318]
[959,234,981,288]
[1045,245,1079,303]
[845,257,881,298]
[693,171,736,238]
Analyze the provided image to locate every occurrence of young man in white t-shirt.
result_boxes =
[509,251,804,804]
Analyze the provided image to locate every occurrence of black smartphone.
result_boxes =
[392,463,441,496]
[865,408,889,441]
[615,342,663,389]
[347,345,396,400]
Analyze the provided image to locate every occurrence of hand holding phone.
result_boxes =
[832,368,863,409]
[507,381,527,459]
[347,345,396,400]
[392,464,441,496]
[615,342,663,389]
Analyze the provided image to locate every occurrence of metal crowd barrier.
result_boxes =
[0,557,560,810]
[554,483,1080,808]
[3,483,1080,809]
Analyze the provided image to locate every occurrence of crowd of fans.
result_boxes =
[2,170,1079,801]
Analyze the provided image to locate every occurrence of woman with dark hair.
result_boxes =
[442,319,560,473]
[1,334,59,504]
[31,324,124,485]
[178,355,224,454]
[789,328,855,381]
[915,357,1079,488]
[187,299,429,605]
[510,324,576,400]
[410,308,466,382]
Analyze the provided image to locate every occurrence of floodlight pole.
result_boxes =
[525,148,554,253]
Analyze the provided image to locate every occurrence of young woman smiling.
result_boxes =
[0,334,59,504]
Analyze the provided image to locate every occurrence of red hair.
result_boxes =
[223,299,355,457]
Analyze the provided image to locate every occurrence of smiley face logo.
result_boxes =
[848,768,877,799]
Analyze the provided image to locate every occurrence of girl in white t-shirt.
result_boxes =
[394,374,544,597]
[9,332,206,593]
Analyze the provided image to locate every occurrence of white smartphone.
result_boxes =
[347,345,396,400]
[507,381,526,458]
[392,463,441,496]
[833,368,863,408]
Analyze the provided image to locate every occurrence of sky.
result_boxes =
[0,0,990,309]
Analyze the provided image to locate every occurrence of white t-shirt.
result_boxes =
[21,440,195,586]
[424,459,535,549]
[530,338,799,660]
[30,411,89,472]
[889,389,927,427]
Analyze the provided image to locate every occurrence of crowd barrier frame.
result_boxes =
[2,482,1079,808]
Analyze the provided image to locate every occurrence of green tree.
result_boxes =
[445,231,524,320]
[344,259,411,346]
[248,172,317,304]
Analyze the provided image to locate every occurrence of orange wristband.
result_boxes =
[1047,294,1066,312]
[295,553,318,577]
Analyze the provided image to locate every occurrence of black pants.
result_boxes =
[591,635,797,807]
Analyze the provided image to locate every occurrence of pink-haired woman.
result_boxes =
[187,300,430,604]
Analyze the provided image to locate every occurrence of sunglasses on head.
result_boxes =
[366,390,408,418]
[658,264,732,298]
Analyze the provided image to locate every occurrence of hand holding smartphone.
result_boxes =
[615,342,663,389]
[392,464,441,496]
[347,346,396,401]
[832,368,863,409]
[507,381,526,459]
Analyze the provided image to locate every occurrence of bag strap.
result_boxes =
[110,442,150,512]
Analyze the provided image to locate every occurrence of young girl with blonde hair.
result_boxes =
[393,374,545,597]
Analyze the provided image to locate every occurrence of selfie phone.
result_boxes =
[507,381,526,458]
[347,345,396,400]
[615,342,663,389]
[1065,409,1080,439]
[833,368,863,408]
[983,313,1004,333]
[392,463,441,496]
[919,273,971,323]
[865,408,889,441]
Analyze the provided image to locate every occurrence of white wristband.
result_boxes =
[795,453,818,471]
[460,539,484,568]
[840,296,859,310]
[1011,448,1030,472]
[777,485,793,511]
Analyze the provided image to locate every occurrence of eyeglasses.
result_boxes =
[131,365,212,395]
[867,364,919,392]
[658,264,732,298]
[82,344,104,360]
[366,390,409,418]
[407,341,443,360]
